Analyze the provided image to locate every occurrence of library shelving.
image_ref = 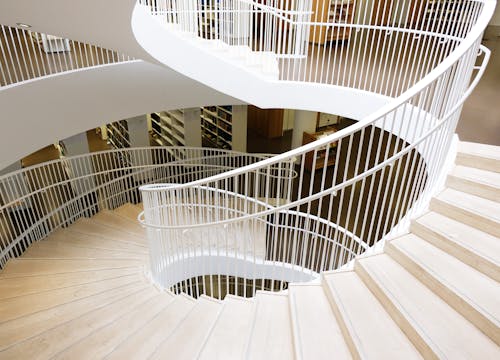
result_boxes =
[302,125,338,171]
[201,105,247,152]
[150,110,186,147]
[106,120,131,149]
[309,0,356,44]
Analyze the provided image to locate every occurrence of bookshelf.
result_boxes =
[310,0,356,44]
[201,105,247,151]
[106,120,130,149]
[150,110,186,147]
[302,125,338,171]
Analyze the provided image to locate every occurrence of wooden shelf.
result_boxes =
[302,125,338,171]
[201,106,237,150]
[149,110,186,147]
[310,0,356,44]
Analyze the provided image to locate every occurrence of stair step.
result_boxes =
[49,229,148,254]
[92,210,145,237]
[151,296,222,359]
[0,258,144,278]
[22,240,147,260]
[68,218,147,247]
[356,254,500,359]
[52,292,174,359]
[246,292,294,359]
[0,285,156,359]
[106,294,195,359]
[456,142,500,173]
[113,203,143,222]
[0,267,139,300]
[411,212,500,281]
[198,296,254,360]
[0,280,146,350]
[323,271,421,359]
[0,274,142,323]
[447,165,500,202]
[386,234,500,345]
[430,188,500,237]
[289,284,351,360]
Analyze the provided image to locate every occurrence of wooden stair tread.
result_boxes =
[387,234,500,343]
[0,268,140,300]
[48,230,148,253]
[92,210,145,237]
[246,292,294,360]
[324,271,421,359]
[0,258,143,278]
[52,292,174,359]
[68,218,147,246]
[151,296,222,359]
[106,295,195,359]
[412,212,500,281]
[289,284,351,360]
[0,281,147,350]
[357,254,500,359]
[198,296,254,360]
[113,203,143,221]
[431,188,500,237]
[0,274,142,324]
[0,285,156,359]
[457,142,500,173]
[22,240,147,260]
[447,165,500,202]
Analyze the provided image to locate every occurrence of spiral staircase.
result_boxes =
[0,143,497,359]
[0,0,499,358]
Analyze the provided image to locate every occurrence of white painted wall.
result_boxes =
[0,62,241,170]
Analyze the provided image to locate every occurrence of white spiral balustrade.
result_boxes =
[0,147,277,267]
[138,0,494,297]
[0,24,134,88]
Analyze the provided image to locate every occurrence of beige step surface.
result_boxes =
[356,254,500,359]
[92,210,145,237]
[412,212,500,281]
[289,284,351,360]
[447,165,500,202]
[150,296,222,360]
[49,229,148,254]
[323,271,421,359]
[22,240,147,260]
[0,258,144,278]
[387,234,500,344]
[246,292,294,360]
[0,274,142,323]
[457,142,500,173]
[198,296,254,360]
[105,294,196,360]
[53,292,174,360]
[68,218,147,247]
[113,203,143,222]
[0,267,139,300]
[0,281,147,350]
[0,285,156,359]
[431,188,500,237]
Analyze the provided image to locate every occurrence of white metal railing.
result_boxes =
[0,147,279,267]
[141,0,487,98]
[0,25,133,88]
[139,0,494,297]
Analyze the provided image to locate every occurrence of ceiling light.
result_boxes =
[16,22,31,29]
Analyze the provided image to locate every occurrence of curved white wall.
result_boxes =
[0,61,241,169]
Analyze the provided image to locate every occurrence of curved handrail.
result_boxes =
[138,0,494,295]
[0,25,134,88]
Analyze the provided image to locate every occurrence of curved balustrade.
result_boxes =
[0,24,133,88]
[139,0,494,297]
[0,146,278,267]
[141,0,488,98]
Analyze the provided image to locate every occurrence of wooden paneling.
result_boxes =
[247,106,284,139]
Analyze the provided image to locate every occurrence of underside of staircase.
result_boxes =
[0,142,498,359]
